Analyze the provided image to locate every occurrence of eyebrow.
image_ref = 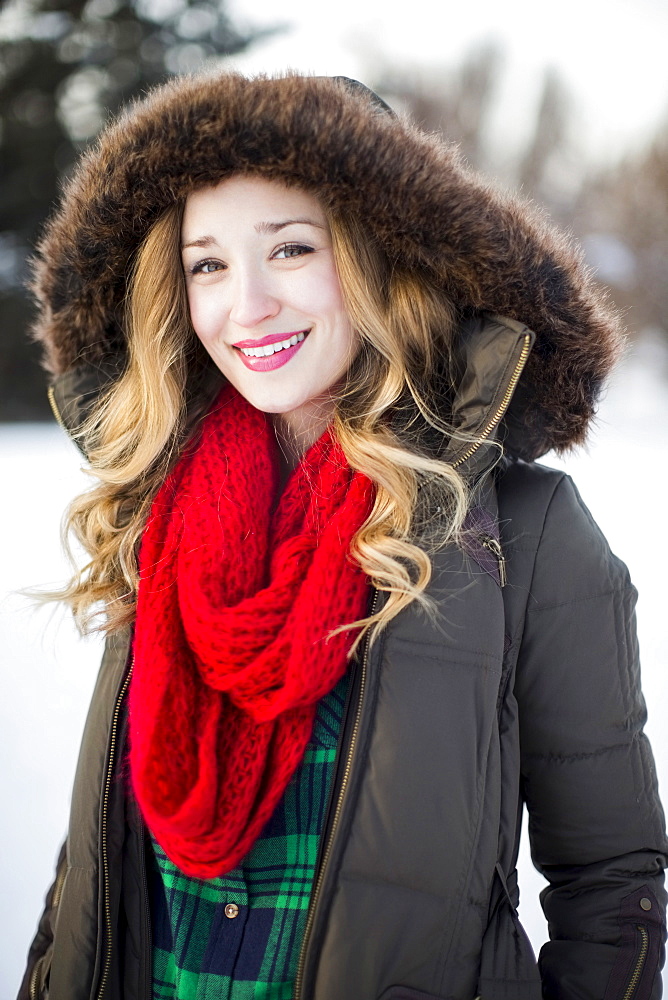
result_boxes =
[255,218,325,235]
[181,218,325,251]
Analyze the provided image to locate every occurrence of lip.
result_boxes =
[236,332,309,372]
[232,330,308,349]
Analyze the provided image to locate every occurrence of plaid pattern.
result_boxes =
[149,672,349,1000]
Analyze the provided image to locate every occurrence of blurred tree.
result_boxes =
[574,126,668,339]
[374,44,504,172]
[375,51,668,344]
[373,49,580,210]
[516,69,571,205]
[0,0,275,419]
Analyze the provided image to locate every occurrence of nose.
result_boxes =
[228,268,280,329]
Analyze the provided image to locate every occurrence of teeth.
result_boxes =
[240,331,307,358]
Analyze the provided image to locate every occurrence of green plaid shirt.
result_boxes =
[149,672,349,1000]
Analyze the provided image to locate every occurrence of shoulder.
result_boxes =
[496,457,633,609]
[496,456,567,524]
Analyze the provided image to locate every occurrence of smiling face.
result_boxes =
[181,175,358,448]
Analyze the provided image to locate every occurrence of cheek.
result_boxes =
[318,268,347,315]
[323,281,356,354]
[186,287,221,344]
[302,264,353,341]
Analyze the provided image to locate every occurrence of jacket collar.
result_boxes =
[446,314,534,477]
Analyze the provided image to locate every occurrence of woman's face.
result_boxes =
[181,175,358,439]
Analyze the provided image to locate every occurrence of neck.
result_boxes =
[272,397,336,473]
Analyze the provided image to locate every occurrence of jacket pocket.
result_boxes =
[477,864,542,1000]
[602,887,664,1000]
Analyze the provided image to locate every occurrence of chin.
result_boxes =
[245,393,311,417]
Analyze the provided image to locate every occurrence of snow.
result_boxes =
[1,337,666,995]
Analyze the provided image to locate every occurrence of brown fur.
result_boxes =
[30,72,624,460]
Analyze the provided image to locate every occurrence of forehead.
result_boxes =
[182,175,326,234]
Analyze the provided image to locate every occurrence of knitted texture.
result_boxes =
[130,386,373,878]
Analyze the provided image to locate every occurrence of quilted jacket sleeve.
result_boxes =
[513,474,668,1000]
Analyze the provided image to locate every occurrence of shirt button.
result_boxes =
[225,903,240,919]
[640,897,652,911]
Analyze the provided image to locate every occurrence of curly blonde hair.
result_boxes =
[56,188,469,648]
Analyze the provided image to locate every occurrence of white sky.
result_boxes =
[225,0,668,165]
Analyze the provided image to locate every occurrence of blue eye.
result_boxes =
[274,243,314,259]
[190,259,224,275]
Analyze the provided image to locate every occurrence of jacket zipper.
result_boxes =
[622,925,649,1000]
[97,663,133,1000]
[293,590,379,1000]
[452,333,532,470]
[28,851,70,1000]
[29,956,42,1000]
[47,384,66,430]
[52,855,68,910]
[479,534,507,587]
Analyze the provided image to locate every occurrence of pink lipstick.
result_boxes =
[232,330,306,349]
[234,330,309,372]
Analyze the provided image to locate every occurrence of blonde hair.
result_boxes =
[57,192,469,648]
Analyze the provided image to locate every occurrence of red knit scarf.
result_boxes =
[130,386,373,878]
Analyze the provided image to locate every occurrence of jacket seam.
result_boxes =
[502,542,542,552]
[527,584,637,614]
[523,735,641,763]
[504,471,565,647]
[386,637,501,666]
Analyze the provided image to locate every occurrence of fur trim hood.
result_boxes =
[31,72,623,461]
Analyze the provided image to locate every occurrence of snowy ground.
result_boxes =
[1,337,666,996]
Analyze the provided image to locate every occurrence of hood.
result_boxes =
[31,72,623,461]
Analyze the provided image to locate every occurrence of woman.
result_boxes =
[20,72,667,1000]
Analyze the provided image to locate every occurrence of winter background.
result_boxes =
[2,0,668,993]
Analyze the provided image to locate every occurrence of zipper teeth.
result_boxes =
[97,664,133,1000]
[51,858,68,910]
[452,333,532,469]
[293,591,379,1000]
[622,925,649,1000]
[47,384,66,430]
[29,956,42,1000]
